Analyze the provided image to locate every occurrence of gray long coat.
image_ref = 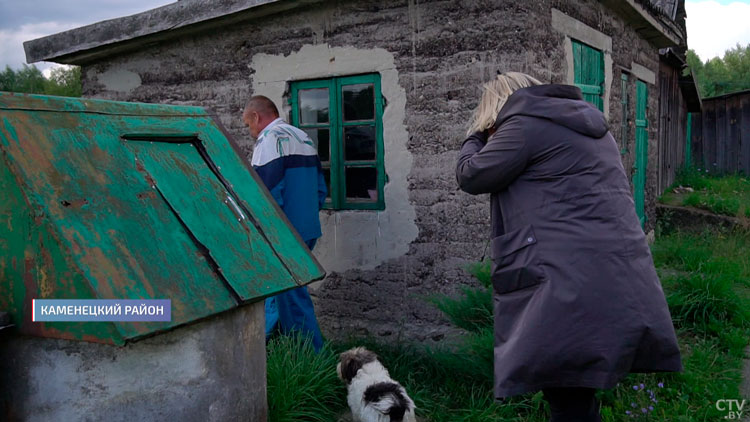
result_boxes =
[456,84,682,398]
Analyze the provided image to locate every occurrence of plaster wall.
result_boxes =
[79,0,665,341]
[250,44,418,274]
[0,302,266,422]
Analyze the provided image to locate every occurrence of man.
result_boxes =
[243,95,327,351]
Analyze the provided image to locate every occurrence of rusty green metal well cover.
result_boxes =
[0,92,325,345]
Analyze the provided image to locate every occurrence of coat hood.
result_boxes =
[493,84,609,138]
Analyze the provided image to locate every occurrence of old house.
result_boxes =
[25,0,696,342]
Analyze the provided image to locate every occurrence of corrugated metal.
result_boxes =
[0,92,325,345]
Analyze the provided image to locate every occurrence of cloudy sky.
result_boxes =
[0,0,749,75]
[0,0,173,74]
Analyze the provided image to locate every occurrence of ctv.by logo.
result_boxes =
[716,399,746,419]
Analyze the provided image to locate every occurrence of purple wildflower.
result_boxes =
[642,408,648,413]
[658,382,664,388]
[633,385,639,390]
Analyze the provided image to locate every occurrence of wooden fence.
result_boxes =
[690,89,750,175]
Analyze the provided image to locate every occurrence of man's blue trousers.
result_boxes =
[264,238,324,351]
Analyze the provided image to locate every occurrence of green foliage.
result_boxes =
[267,228,750,421]
[0,64,81,97]
[665,272,749,331]
[422,228,750,421]
[429,285,492,333]
[674,166,710,190]
[465,258,492,289]
[44,66,82,97]
[666,166,750,218]
[686,44,750,98]
[266,335,345,422]
[1,64,45,94]
[331,337,547,422]
[653,230,750,292]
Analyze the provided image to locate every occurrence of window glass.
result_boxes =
[322,168,331,199]
[303,128,330,162]
[342,84,374,121]
[344,126,376,161]
[345,167,377,201]
[299,88,329,124]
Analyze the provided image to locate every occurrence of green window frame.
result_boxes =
[290,74,385,210]
[573,39,605,111]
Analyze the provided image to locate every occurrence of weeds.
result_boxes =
[267,217,750,422]
[663,166,750,218]
[665,272,749,331]
[266,335,345,422]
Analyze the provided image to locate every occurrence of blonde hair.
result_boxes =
[467,72,542,135]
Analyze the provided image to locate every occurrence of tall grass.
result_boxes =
[267,227,750,421]
[664,272,749,332]
[663,166,750,218]
[266,335,345,422]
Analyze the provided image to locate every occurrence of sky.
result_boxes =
[686,0,750,60]
[0,0,749,76]
[0,0,174,75]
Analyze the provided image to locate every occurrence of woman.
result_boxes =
[456,72,681,421]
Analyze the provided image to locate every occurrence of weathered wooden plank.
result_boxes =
[128,140,298,301]
[0,142,125,344]
[692,111,703,169]
[197,122,327,286]
[728,96,741,174]
[741,96,750,175]
[0,92,325,344]
[703,101,717,173]
[716,98,728,174]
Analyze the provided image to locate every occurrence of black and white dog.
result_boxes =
[337,347,416,422]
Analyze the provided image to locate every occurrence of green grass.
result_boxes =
[660,166,750,219]
[267,228,750,422]
[266,335,346,422]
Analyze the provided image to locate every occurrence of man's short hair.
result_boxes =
[245,95,279,117]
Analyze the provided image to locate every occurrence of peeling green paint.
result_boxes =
[0,92,325,345]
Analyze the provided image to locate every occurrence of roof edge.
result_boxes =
[601,0,684,48]
[701,89,750,102]
[23,0,314,65]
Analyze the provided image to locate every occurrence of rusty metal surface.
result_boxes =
[0,92,325,345]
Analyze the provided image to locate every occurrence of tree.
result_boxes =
[0,64,81,97]
[44,66,82,97]
[687,43,750,98]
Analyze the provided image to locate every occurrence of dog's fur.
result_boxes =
[337,347,416,422]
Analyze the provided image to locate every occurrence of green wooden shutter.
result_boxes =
[634,80,649,227]
[573,40,604,111]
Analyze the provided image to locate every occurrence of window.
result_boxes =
[290,74,385,210]
[573,40,604,111]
